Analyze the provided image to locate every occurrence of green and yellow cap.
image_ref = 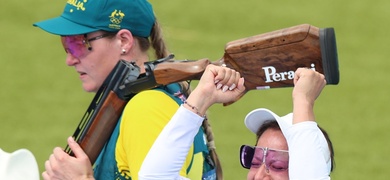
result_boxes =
[33,0,155,37]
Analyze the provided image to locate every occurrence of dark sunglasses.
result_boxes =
[240,145,289,172]
[60,34,112,59]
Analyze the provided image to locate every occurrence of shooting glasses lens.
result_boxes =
[240,145,289,172]
[61,34,111,59]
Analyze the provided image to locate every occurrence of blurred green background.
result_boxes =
[1,0,389,179]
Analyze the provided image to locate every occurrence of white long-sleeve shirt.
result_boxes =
[139,106,331,180]
[278,113,331,180]
[138,105,202,180]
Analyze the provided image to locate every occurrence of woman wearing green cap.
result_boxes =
[34,0,245,179]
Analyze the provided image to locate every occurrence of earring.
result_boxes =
[122,49,126,54]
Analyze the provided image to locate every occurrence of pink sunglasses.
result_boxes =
[240,145,289,172]
[60,34,111,58]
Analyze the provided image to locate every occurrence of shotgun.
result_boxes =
[65,24,339,164]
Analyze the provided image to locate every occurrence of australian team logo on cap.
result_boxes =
[65,0,125,30]
[67,0,86,12]
[109,10,125,30]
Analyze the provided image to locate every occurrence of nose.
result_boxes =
[65,53,80,66]
[253,164,270,180]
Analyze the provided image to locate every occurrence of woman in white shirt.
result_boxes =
[241,108,334,180]
[138,67,334,180]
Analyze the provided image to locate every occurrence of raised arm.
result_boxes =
[291,67,326,124]
[138,64,245,180]
[284,68,331,180]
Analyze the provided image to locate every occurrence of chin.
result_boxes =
[82,84,99,93]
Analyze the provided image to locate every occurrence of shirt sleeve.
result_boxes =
[116,90,190,178]
[138,105,204,180]
[282,121,331,180]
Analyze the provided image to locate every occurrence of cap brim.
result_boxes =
[33,16,99,36]
[244,108,293,134]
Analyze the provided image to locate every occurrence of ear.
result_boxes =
[116,29,134,54]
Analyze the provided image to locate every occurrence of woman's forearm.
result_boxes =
[138,105,203,180]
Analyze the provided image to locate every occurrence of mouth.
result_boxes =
[77,69,86,74]
[77,71,87,79]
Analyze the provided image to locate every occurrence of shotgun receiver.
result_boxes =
[65,24,339,164]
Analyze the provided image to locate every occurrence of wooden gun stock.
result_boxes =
[65,24,339,164]
[154,24,339,90]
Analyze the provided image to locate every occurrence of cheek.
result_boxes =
[90,51,119,76]
[247,168,257,179]
[271,171,289,180]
